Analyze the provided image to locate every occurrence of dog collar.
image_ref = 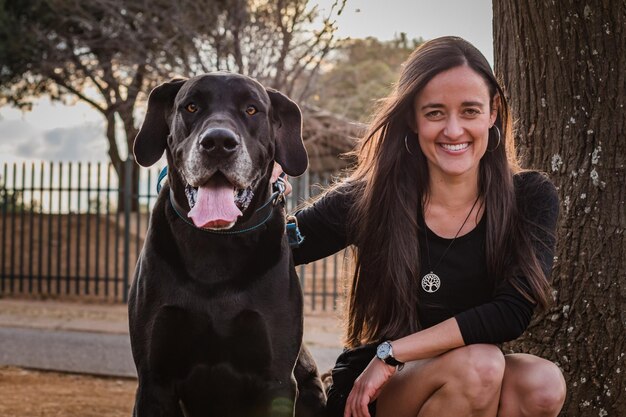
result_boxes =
[156,166,286,235]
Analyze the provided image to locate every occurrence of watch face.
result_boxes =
[377,342,391,359]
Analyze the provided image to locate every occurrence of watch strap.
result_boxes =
[382,355,404,367]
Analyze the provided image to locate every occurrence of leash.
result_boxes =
[155,166,304,246]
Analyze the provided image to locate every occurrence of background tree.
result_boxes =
[313,34,422,121]
[0,0,345,210]
[0,0,201,210]
[494,1,625,415]
[294,34,422,173]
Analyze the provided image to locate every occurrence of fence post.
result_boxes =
[122,158,133,302]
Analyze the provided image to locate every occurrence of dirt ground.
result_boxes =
[0,367,136,417]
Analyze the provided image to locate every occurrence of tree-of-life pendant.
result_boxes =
[421,272,441,293]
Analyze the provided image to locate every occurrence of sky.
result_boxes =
[0,0,493,164]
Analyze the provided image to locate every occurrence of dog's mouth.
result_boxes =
[184,173,256,230]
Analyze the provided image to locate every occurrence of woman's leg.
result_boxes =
[497,353,566,417]
[375,344,505,417]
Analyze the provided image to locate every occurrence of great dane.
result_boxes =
[129,72,326,417]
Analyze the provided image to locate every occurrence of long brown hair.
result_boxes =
[344,36,553,348]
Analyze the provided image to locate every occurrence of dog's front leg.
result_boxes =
[267,374,298,417]
[228,309,298,417]
[294,345,327,417]
[132,378,183,417]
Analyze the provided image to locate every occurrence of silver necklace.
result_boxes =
[421,196,480,293]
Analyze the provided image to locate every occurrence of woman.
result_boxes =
[282,36,566,417]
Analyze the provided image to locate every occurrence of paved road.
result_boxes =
[0,300,343,377]
[0,327,137,377]
[0,326,341,378]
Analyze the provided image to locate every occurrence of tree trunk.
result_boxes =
[106,112,140,214]
[117,160,140,213]
[494,1,626,416]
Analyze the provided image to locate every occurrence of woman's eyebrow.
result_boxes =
[419,101,485,110]
[461,101,486,107]
[420,103,445,110]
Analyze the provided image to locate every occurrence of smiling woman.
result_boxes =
[289,36,566,417]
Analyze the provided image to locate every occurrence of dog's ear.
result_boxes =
[134,79,186,167]
[267,88,308,177]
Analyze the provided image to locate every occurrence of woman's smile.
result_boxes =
[439,142,471,152]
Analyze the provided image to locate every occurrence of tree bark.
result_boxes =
[116,161,140,213]
[105,109,140,213]
[120,103,140,213]
[494,1,626,415]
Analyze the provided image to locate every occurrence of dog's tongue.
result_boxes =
[188,176,242,228]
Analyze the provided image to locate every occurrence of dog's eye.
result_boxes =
[185,103,198,113]
[245,105,257,116]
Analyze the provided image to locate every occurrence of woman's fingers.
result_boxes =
[270,162,283,182]
[271,162,292,196]
[345,377,373,417]
[358,390,372,417]
[344,358,397,417]
[344,391,369,417]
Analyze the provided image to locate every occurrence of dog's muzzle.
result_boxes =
[185,184,254,212]
[184,173,258,230]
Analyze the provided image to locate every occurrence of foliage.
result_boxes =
[311,34,423,122]
[0,178,28,213]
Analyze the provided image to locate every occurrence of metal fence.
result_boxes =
[0,159,351,310]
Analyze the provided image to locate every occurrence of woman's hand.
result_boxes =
[344,357,396,417]
[271,162,292,196]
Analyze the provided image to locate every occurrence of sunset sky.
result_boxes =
[0,0,493,164]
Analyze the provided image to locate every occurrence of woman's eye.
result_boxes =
[464,108,481,116]
[425,110,443,118]
[185,103,198,113]
[245,105,257,116]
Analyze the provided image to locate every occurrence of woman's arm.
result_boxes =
[343,318,465,417]
[291,182,356,265]
[391,317,465,361]
[455,172,559,345]
[272,164,354,265]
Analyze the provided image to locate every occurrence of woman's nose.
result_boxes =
[443,117,464,139]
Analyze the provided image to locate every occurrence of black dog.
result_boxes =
[129,73,326,417]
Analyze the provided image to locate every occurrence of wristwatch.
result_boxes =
[376,341,404,369]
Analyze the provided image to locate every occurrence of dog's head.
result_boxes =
[133,73,308,230]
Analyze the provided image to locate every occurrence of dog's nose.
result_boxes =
[199,128,240,156]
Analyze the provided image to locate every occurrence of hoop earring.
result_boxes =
[487,125,501,152]
[404,134,415,155]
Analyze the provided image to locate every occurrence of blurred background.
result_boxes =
[0,0,492,307]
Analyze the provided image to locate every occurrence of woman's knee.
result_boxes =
[522,361,566,416]
[502,354,567,417]
[453,345,505,385]
[449,345,506,410]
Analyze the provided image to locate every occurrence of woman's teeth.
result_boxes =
[440,143,469,151]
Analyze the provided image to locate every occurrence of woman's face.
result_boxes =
[412,65,497,183]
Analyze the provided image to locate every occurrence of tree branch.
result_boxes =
[48,74,107,114]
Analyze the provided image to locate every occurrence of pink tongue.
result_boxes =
[188,176,242,228]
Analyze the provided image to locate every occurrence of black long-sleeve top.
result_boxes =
[293,171,559,345]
